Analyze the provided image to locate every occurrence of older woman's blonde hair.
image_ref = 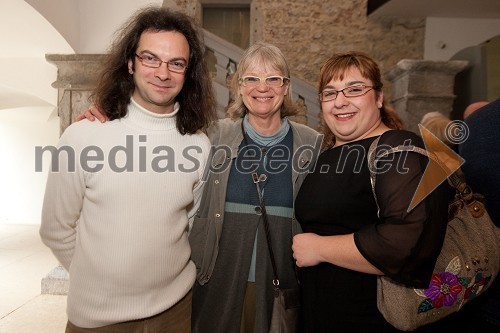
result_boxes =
[318,51,404,148]
[227,41,297,119]
[420,111,453,146]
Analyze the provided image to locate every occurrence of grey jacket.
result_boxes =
[189,117,323,285]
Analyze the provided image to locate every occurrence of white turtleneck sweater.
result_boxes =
[40,99,211,328]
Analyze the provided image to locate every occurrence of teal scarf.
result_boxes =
[242,115,290,146]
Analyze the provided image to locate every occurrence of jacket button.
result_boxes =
[215,213,221,218]
[214,180,219,184]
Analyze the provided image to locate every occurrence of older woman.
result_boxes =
[292,51,450,332]
[77,42,320,332]
[189,42,321,333]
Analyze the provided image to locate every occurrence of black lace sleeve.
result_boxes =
[354,130,451,288]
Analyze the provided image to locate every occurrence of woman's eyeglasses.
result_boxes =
[239,75,290,88]
[319,84,374,102]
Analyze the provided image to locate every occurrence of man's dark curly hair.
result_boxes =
[91,6,216,134]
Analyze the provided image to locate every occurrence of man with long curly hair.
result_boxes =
[40,6,216,332]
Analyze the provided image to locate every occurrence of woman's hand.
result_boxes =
[293,232,384,274]
[75,105,108,122]
[292,233,323,267]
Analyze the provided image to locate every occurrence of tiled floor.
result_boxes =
[0,224,67,332]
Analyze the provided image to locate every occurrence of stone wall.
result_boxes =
[258,0,424,86]
[170,0,425,95]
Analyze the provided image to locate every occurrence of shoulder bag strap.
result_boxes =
[253,172,281,287]
[367,135,467,216]
[242,120,281,286]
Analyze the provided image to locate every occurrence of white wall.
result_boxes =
[78,0,163,53]
[26,0,164,53]
[425,17,500,61]
[0,0,72,225]
[0,0,74,105]
[24,0,80,53]
[0,58,64,107]
[0,107,59,224]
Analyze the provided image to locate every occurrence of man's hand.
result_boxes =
[75,105,108,122]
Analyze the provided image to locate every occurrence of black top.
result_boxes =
[295,130,450,332]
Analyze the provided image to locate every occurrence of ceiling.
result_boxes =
[369,0,500,19]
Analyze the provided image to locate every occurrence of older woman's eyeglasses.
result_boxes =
[135,53,188,74]
[239,75,289,88]
[319,84,373,102]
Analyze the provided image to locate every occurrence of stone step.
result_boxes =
[41,265,69,295]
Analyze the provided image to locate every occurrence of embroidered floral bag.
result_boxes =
[368,137,500,331]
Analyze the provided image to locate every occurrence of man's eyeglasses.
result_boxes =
[135,53,188,74]
[239,75,290,88]
[319,84,374,102]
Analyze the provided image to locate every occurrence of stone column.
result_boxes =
[46,54,106,135]
[42,54,105,295]
[386,59,468,133]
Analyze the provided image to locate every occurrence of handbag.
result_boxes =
[367,136,500,331]
[252,172,300,333]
